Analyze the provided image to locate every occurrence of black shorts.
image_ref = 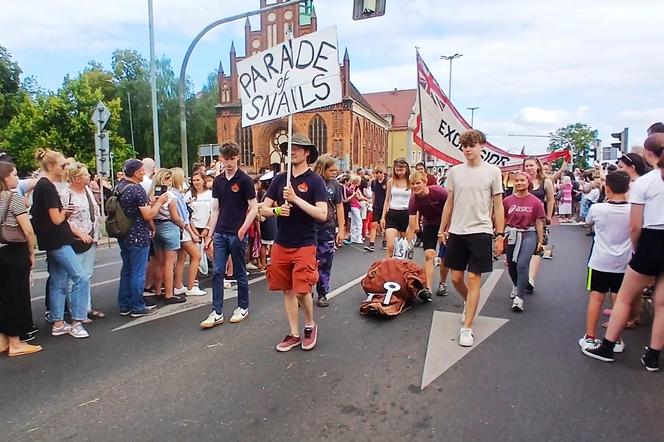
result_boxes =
[372,207,384,223]
[385,209,409,232]
[422,224,440,251]
[630,228,664,277]
[444,232,494,274]
[586,268,624,293]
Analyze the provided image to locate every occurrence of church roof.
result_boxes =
[363,89,417,130]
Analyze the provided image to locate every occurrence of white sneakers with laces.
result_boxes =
[230,307,249,323]
[200,312,224,329]
[459,327,474,347]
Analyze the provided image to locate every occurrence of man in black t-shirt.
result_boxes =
[201,142,258,329]
[261,134,327,352]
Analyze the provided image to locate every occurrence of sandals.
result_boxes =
[88,309,106,319]
[9,344,43,357]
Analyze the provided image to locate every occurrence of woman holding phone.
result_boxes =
[149,169,187,304]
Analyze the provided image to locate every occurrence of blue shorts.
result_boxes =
[154,220,181,251]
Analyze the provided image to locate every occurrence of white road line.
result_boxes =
[326,274,366,300]
[30,277,123,302]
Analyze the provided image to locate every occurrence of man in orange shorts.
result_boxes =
[261,134,328,351]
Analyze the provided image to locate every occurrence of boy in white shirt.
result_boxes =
[579,171,632,351]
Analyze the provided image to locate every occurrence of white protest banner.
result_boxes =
[413,52,570,170]
[237,26,342,127]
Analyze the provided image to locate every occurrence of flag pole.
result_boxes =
[415,47,426,164]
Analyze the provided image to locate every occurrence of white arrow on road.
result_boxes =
[421,268,508,389]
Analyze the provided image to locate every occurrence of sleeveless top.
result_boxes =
[531,182,546,203]
[389,183,411,210]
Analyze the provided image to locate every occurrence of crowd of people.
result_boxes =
[0,123,662,372]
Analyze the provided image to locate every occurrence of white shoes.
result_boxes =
[174,286,207,296]
[511,296,524,312]
[509,286,517,299]
[200,311,224,329]
[459,327,474,347]
[230,307,249,323]
[614,339,625,353]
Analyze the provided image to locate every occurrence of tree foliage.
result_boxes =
[547,123,598,170]
[0,46,220,175]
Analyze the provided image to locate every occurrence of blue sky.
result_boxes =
[2,0,663,154]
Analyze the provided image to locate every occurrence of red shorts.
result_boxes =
[267,244,319,294]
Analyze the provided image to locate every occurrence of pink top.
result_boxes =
[560,183,573,204]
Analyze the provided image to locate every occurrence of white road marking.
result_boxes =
[420,268,508,389]
[30,276,123,302]
[32,261,123,281]
[326,274,366,300]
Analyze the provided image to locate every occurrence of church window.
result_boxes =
[309,114,327,154]
[236,124,254,166]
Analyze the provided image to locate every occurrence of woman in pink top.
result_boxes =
[558,176,573,222]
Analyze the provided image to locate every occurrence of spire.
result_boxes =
[245,17,251,29]
[230,41,236,55]
[311,5,317,19]
[218,61,224,76]
[343,48,350,62]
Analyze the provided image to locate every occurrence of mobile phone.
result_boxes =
[155,185,167,196]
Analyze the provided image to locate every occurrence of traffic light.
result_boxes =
[352,0,386,20]
[611,128,629,153]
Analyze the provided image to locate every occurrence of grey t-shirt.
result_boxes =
[447,162,503,235]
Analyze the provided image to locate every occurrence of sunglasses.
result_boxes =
[619,155,633,166]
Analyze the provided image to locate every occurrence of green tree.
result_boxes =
[547,123,598,170]
[0,46,25,130]
[186,71,219,168]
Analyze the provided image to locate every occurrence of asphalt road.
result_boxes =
[1,226,663,442]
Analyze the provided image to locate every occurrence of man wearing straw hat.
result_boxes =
[260,133,328,352]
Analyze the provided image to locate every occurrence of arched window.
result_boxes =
[235,124,253,166]
[308,114,327,154]
[353,119,361,167]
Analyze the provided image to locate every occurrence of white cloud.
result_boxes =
[515,107,567,126]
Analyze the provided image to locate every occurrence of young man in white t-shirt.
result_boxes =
[579,171,632,351]
[439,130,505,347]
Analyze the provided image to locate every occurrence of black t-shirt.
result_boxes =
[317,178,343,235]
[265,169,327,248]
[371,178,388,212]
[30,177,74,250]
[212,169,256,235]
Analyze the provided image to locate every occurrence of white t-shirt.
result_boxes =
[630,169,664,229]
[141,176,153,194]
[587,187,600,203]
[447,161,503,235]
[586,202,632,273]
[185,189,212,228]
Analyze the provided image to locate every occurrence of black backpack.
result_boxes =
[105,184,135,238]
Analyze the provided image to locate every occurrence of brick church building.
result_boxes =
[215,0,389,172]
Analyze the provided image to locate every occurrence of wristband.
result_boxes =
[274,206,282,217]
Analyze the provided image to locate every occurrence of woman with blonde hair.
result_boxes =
[380,157,411,257]
[0,161,42,356]
[62,162,105,320]
[172,167,206,296]
[149,168,187,304]
[30,148,90,338]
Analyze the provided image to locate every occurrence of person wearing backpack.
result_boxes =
[113,160,169,317]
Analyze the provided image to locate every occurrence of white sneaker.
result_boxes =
[509,286,517,299]
[186,287,207,296]
[200,311,224,329]
[614,339,625,353]
[578,336,599,351]
[511,296,524,312]
[246,262,258,270]
[224,281,233,289]
[229,307,249,323]
[461,302,466,325]
[69,323,89,339]
[459,327,474,347]
[174,286,187,295]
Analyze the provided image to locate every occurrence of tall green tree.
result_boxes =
[0,46,25,130]
[547,123,598,170]
[186,71,219,168]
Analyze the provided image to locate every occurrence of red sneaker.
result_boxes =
[301,324,318,351]
[276,335,301,352]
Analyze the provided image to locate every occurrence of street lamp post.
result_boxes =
[126,91,136,157]
[440,53,463,99]
[467,106,479,127]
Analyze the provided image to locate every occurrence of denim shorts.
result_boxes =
[154,221,181,251]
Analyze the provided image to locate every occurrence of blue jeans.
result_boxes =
[212,232,248,315]
[67,244,96,311]
[47,245,90,321]
[118,243,150,313]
